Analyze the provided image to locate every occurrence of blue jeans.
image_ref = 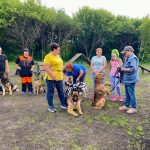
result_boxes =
[110,75,122,97]
[46,80,66,108]
[124,83,137,108]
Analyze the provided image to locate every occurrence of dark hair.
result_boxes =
[50,42,60,51]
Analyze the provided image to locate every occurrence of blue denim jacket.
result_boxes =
[122,53,139,85]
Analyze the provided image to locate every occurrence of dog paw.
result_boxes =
[79,112,83,115]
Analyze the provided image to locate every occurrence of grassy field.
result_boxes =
[0,63,150,150]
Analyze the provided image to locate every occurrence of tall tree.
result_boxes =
[139,16,150,62]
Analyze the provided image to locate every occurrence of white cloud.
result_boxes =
[41,0,150,18]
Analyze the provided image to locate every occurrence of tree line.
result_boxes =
[0,0,150,62]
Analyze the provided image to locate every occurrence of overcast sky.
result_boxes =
[41,0,150,18]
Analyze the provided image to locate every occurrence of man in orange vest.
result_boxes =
[15,48,35,94]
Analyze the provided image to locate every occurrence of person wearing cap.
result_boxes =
[109,49,123,101]
[15,48,35,94]
[119,46,139,114]
[64,63,86,83]
[43,42,67,113]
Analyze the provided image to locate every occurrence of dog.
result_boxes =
[33,72,46,94]
[0,73,12,96]
[65,80,88,97]
[92,73,110,110]
[67,91,83,117]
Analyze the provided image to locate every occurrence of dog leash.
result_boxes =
[109,67,121,92]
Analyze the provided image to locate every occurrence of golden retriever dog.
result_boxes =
[67,91,83,117]
[1,73,12,96]
[92,73,110,110]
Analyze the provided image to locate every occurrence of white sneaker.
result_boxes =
[127,108,137,114]
[119,105,130,111]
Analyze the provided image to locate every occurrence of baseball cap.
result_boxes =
[23,48,29,52]
[121,46,134,54]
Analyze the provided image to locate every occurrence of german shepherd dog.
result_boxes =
[1,73,12,96]
[33,72,45,94]
[92,73,110,110]
[67,91,83,117]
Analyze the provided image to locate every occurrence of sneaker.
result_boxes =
[119,105,130,111]
[28,92,32,95]
[127,108,137,114]
[111,96,116,101]
[21,92,26,95]
[60,105,68,109]
[119,96,123,102]
[48,107,56,113]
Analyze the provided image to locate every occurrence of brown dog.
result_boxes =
[33,72,45,94]
[92,73,110,110]
[67,91,83,116]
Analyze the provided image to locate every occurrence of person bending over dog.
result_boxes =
[64,63,86,84]
[15,48,35,95]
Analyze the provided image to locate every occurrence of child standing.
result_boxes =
[110,49,123,101]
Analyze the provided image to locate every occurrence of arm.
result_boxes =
[91,63,96,73]
[43,63,58,80]
[5,60,9,74]
[76,69,84,81]
[31,65,35,72]
[15,58,21,70]
[100,59,107,72]
[30,60,35,72]
[121,58,137,73]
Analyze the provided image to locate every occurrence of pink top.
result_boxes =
[110,60,120,76]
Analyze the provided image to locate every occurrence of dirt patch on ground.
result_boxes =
[0,69,150,150]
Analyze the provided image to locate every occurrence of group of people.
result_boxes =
[43,43,139,114]
[0,43,139,114]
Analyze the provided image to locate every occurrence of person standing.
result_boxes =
[109,49,123,101]
[64,63,86,83]
[15,48,35,94]
[91,48,107,85]
[119,46,139,114]
[43,42,67,113]
[0,47,9,78]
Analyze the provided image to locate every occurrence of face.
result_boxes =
[66,67,73,72]
[124,51,131,58]
[54,47,61,55]
[96,49,102,56]
[24,51,29,57]
[111,54,117,60]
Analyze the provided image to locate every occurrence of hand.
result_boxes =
[117,67,121,72]
[76,78,80,82]
[17,67,21,70]
[5,69,9,74]
[31,68,34,72]
[52,76,58,81]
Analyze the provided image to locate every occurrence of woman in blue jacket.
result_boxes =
[65,64,86,83]
[119,46,139,114]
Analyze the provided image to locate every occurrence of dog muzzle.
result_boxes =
[72,95,79,106]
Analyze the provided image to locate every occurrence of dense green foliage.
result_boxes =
[0,0,150,62]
